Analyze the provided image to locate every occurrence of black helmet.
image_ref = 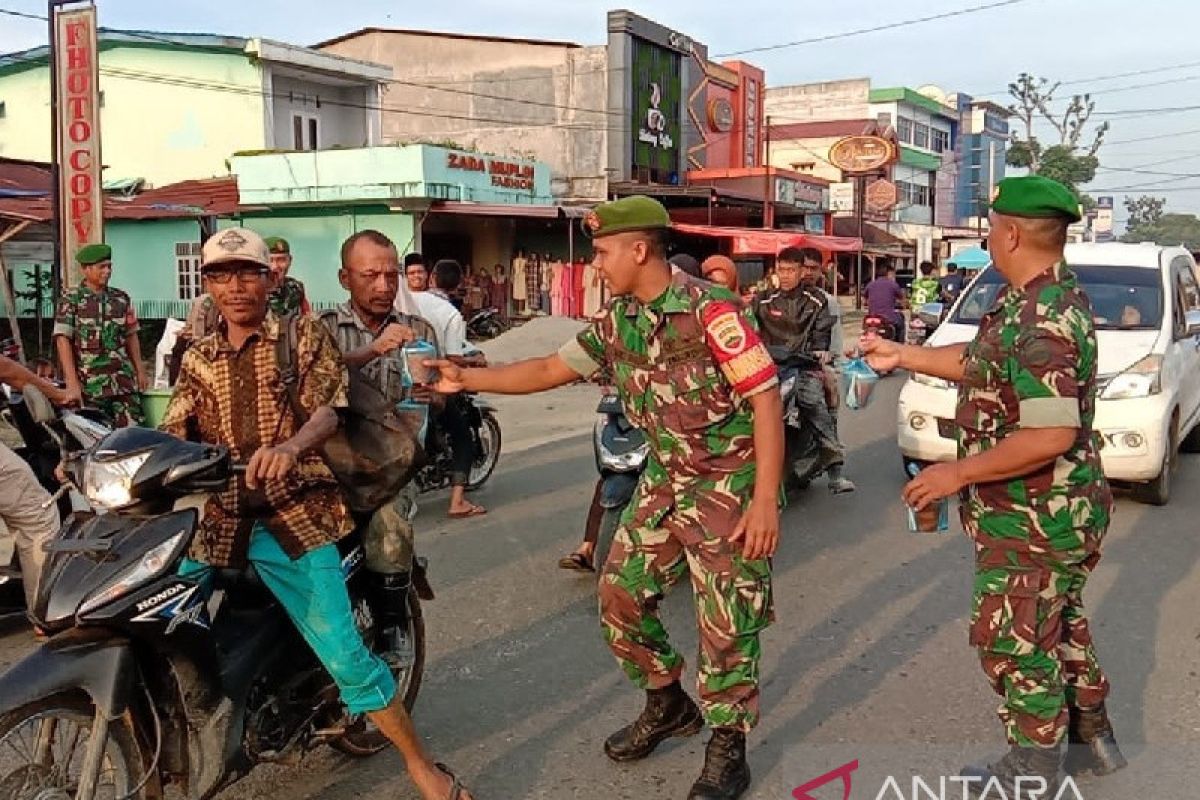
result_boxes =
[669,253,701,278]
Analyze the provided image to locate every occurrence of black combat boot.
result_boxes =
[603,681,703,762]
[688,728,752,800]
[959,743,1064,798]
[1065,703,1127,777]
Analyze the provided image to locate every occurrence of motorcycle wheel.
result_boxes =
[0,695,151,799]
[330,592,426,757]
[465,412,502,491]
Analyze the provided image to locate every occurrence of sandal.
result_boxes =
[558,552,595,572]
[448,504,487,519]
[435,762,468,800]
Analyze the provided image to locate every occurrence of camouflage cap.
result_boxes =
[582,195,671,239]
[201,227,271,271]
[264,236,290,254]
[76,243,111,265]
[991,175,1082,223]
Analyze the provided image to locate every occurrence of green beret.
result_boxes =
[76,243,111,266]
[991,175,1082,224]
[582,195,671,239]
[264,236,290,254]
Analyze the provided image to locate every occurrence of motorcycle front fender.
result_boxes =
[600,471,640,510]
[0,626,136,718]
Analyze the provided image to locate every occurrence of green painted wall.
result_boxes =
[221,208,416,308]
[107,218,204,318]
[0,45,264,186]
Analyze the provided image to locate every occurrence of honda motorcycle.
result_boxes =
[767,346,827,490]
[415,393,502,494]
[0,388,428,800]
[465,308,507,341]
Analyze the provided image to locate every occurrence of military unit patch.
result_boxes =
[707,312,746,355]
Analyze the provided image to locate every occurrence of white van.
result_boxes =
[896,243,1200,505]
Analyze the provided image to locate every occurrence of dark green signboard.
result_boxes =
[630,37,681,181]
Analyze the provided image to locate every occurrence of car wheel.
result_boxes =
[1133,417,1177,506]
[902,456,930,479]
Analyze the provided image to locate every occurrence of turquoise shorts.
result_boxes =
[180,523,396,715]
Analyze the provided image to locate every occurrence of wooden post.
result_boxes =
[0,221,32,364]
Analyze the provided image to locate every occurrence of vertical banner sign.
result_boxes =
[630,37,681,182]
[54,5,103,287]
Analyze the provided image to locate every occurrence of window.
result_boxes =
[292,114,319,150]
[932,128,949,153]
[897,117,914,144]
[176,242,202,300]
[913,122,930,149]
[1173,257,1200,337]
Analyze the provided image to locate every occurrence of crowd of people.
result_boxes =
[0,174,1129,800]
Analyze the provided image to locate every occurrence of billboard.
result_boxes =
[631,37,681,179]
[54,4,104,286]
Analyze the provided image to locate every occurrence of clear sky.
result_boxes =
[3,0,1199,221]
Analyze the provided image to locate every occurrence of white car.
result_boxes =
[897,243,1200,505]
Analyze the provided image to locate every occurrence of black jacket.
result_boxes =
[752,285,834,361]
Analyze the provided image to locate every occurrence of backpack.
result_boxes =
[274,314,427,515]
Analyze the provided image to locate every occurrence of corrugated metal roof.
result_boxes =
[0,176,240,224]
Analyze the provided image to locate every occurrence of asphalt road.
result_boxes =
[3,375,1200,799]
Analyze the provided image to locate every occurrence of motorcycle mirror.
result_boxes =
[23,385,56,425]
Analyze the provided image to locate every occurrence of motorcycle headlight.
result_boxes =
[77,530,188,617]
[600,441,649,471]
[1100,355,1162,400]
[84,451,152,510]
[779,376,797,396]
[910,372,954,390]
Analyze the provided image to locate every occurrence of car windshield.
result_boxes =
[950,265,1163,330]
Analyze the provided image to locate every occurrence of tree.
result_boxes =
[1124,195,1166,229]
[1006,73,1109,202]
[1122,196,1200,249]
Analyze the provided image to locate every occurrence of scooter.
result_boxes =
[590,392,648,565]
[466,307,508,340]
[415,392,502,494]
[907,302,946,346]
[0,388,428,800]
[766,346,828,490]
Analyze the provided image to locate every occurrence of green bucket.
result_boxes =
[140,388,174,428]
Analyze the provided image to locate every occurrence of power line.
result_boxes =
[1106,127,1200,145]
[713,0,1032,57]
[976,59,1200,97]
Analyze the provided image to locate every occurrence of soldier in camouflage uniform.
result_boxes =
[53,243,147,426]
[431,196,784,800]
[862,176,1125,794]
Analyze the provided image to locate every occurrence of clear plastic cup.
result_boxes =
[401,340,438,386]
[907,497,950,533]
[838,358,880,410]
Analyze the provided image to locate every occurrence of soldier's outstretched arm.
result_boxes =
[429,353,583,396]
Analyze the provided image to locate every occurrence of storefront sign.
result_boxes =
[804,214,827,234]
[865,178,899,214]
[829,135,897,174]
[743,78,760,168]
[793,180,826,211]
[983,112,1009,137]
[446,152,537,192]
[54,5,103,284]
[774,177,796,206]
[707,98,734,133]
[631,37,681,173]
[830,182,855,213]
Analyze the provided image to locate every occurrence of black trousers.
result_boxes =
[439,397,475,487]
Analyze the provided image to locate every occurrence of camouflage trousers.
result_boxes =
[363,482,419,574]
[598,481,774,733]
[970,545,1110,747]
[91,393,144,428]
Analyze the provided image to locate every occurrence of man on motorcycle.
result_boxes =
[0,358,74,610]
[910,261,941,307]
[159,228,472,800]
[752,247,855,494]
[321,229,441,668]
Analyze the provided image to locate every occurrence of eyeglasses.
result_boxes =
[203,266,270,284]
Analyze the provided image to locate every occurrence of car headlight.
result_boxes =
[77,530,189,616]
[910,373,954,390]
[83,451,152,510]
[1100,355,1162,400]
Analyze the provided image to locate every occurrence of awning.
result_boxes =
[429,201,560,219]
[672,223,862,255]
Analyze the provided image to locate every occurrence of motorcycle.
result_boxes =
[466,307,508,341]
[907,302,946,346]
[415,393,502,494]
[0,388,428,800]
[591,392,648,565]
[767,346,828,490]
[0,388,107,624]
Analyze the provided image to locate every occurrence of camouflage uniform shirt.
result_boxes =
[957,262,1113,556]
[186,277,310,340]
[159,312,351,567]
[53,284,139,400]
[559,274,778,543]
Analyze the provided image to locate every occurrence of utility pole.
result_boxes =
[763,115,773,230]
